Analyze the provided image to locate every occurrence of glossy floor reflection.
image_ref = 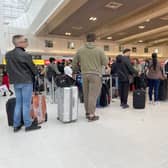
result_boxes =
[0,95,168,168]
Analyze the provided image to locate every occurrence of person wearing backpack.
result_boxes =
[46,57,61,82]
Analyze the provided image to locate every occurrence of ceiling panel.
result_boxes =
[0,0,32,24]
[50,0,157,37]
[104,13,168,41]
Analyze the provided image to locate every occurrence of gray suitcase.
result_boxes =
[57,86,78,123]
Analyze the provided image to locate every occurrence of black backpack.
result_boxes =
[46,66,56,82]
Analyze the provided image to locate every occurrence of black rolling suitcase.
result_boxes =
[6,98,23,126]
[133,90,146,109]
[158,79,168,101]
[99,84,108,107]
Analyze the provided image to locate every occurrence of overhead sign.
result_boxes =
[2,59,44,65]
[33,60,44,65]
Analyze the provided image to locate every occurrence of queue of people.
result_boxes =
[3,33,167,133]
[111,50,165,107]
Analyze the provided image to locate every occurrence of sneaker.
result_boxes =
[122,104,129,109]
[120,103,124,107]
[10,92,14,96]
[14,125,23,133]
[154,101,160,105]
[149,101,153,104]
[88,115,99,122]
[86,113,90,119]
[25,120,41,132]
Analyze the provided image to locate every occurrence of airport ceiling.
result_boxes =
[0,0,32,24]
[36,0,168,47]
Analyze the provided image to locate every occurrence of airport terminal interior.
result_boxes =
[1,0,168,167]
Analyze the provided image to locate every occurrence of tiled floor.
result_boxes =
[0,94,168,168]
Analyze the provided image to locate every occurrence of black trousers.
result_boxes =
[119,81,129,105]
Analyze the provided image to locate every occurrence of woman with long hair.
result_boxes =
[147,53,163,104]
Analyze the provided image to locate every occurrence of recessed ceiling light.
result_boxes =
[89,17,97,21]
[105,2,123,9]
[154,48,159,53]
[138,25,145,29]
[145,19,151,22]
[65,32,71,36]
[138,40,143,43]
[107,36,112,40]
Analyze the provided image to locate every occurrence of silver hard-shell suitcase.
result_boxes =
[57,86,78,123]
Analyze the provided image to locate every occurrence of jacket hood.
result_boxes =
[85,42,96,49]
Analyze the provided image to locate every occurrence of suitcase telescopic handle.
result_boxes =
[72,96,75,107]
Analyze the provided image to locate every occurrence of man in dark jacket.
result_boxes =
[57,60,65,74]
[116,49,137,108]
[6,35,41,132]
[111,59,118,88]
[46,57,60,82]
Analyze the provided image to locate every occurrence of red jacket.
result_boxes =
[2,75,10,89]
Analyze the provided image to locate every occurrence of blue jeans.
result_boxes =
[14,84,33,128]
[148,79,160,102]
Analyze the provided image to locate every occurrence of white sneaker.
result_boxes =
[154,101,160,105]
[149,101,153,104]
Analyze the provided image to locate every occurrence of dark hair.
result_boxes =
[3,70,7,76]
[123,48,131,54]
[66,61,71,66]
[152,53,158,71]
[145,59,150,63]
[12,35,24,45]
[86,33,96,42]
[134,58,139,64]
[116,55,123,63]
[49,57,55,63]
[145,59,150,67]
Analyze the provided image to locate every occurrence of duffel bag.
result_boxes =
[55,75,75,88]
